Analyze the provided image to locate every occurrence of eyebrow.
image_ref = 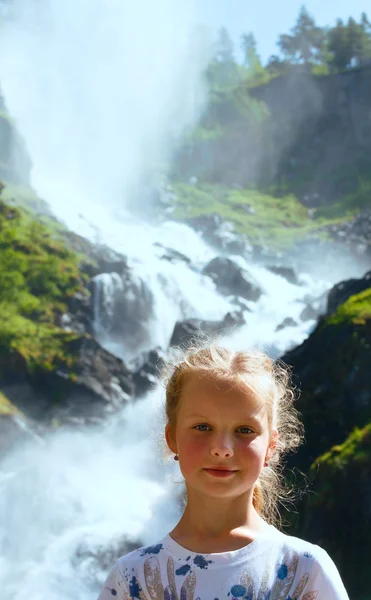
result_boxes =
[185,414,263,426]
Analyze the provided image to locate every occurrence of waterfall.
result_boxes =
[0,2,332,599]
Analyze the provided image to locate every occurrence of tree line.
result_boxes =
[207,6,371,90]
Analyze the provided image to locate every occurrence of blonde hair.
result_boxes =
[162,344,304,526]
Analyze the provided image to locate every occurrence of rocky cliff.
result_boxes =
[282,270,371,599]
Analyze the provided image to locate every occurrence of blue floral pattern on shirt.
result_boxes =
[102,547,319,600]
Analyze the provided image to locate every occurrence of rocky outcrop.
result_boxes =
[0,105,31,185]
[282,286,371,471]
[320,210,371,259]
[281,278,371,599]
[183,214,252,255]
[299,424,371,599]
[267,265,300,285]
[170,312,246,348]
[203,257,263,301]
[0,198,162,431]
[326,269,371,314]
[1,336,161,425]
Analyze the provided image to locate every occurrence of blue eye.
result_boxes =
[237,427,253,434]
[195,424,210,431]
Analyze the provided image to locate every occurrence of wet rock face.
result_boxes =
[275,317,297,332]
[267,265,300,285]
[91,270,155,360]
[185,214,251,255]
[169,312,246,348]
[326,270,371,315]
[202,257,263,302]
[1,336,161,427]
[322,209,371,258]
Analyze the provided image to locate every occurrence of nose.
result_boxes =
[209,434,234,458]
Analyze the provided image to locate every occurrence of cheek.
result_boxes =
[177,433,208,471]
[236,438,267,464]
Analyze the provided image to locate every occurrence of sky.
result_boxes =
[198,0,370,62]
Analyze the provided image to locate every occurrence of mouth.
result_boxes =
[203,467,238,478]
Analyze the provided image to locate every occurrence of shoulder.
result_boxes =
[271,528,335,565]
[269,529,349,597]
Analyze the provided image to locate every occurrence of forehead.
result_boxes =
[178,373,268,418]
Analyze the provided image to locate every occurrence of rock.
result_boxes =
[58,290,94,334]
[327,270,371,315]
[1,336,137,425]
[281,289,371,473]
[154,243,191,265]
[267,265,300,285]
[202,257,263,302]
[299,424,371,600]
[185,214,251,255]
[275,317,297,332]
[91,269,155,360]
[170,312,246,348]
[131,348,166,394]
[300,304,318,321]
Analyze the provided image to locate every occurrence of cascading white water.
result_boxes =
[0,2,333,599]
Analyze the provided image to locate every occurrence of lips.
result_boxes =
[203,467,238,478]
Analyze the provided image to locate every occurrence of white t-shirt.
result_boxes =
[97,526,349,600]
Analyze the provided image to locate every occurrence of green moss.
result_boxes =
[170,182,351,250]
[311,423,371,482]
[0,195,87,377]
[326,289,371,326]
[306,424,371,596]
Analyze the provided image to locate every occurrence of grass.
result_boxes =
[170,182,354,250]
[0,194,88,377]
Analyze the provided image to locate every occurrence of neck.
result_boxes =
[170,487,269,552]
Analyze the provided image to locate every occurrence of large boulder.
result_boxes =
[202,257,263,302]
[170,312,245,348]
[0,336,158,426]
[267,265,300,285]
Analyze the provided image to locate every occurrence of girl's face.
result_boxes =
[166,374,276,500]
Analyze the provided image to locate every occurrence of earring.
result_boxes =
[174,454,179,461]
[264,460,268,467]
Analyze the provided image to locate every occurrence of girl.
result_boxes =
[97,346,349,600]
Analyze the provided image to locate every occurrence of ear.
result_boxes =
[266,429,278,461]
[165,423,177,455]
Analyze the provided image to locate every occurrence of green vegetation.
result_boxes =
[0,195,87,376]
[170,182,351,249]
[307,423,371,596]
[326,289,371,326]
[311,423,371,486]
[206,8,371,95]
